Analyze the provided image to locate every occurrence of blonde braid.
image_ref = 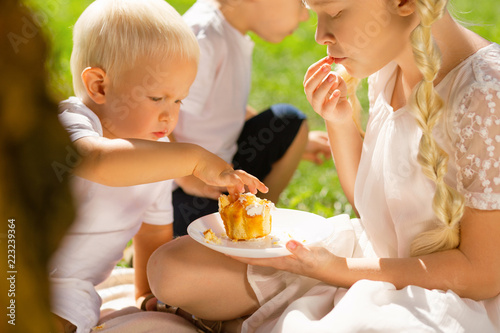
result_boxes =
[337,66,365,138]
[409,0,465,256]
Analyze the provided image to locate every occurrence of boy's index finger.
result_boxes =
[234,170,268,194]
[304,56,334,83]
[244,175,268,194]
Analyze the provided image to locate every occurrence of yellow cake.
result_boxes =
[218,193,273,240]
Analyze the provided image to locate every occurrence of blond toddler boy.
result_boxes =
[49,0,266,332]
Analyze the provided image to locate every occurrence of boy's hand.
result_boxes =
[193,151,268,198]
[176,175,227,199]
[304,57,352,123]
[179,169,267,200]
[303,130,332,165]
[218,169,268,199]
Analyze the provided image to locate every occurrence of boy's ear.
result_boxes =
[391,0,416,17]
[81,67,107,104]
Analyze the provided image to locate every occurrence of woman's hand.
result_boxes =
[230,240,336,281]
[304,57,352,123]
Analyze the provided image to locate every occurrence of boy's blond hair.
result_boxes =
[71,0,199,98]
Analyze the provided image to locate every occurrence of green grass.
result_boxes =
[24,0,500,218]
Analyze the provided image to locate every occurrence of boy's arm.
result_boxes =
[168,133,228,199]
[175,175,226,199]
[71,136,267,195]
[302,130,332,165]
[133,222,173,309]
[73,136,218,185]
[245,105,258,120]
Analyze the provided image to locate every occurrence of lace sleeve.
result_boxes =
[454,83,500,210]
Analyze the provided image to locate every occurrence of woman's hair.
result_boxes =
[409,0,465,256]
[70,0,199,98]
[337,66,364,137]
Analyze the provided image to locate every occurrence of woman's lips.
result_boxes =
[331,57,346,65]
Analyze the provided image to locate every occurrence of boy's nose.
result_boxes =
[159,107,179,123]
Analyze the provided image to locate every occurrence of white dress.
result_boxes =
[243,44,500,332]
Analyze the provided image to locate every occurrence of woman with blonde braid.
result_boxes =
[147,0,500,331]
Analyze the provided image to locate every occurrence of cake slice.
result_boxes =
[218,193,273,240]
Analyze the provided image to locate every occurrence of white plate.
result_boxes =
[187,208,349,258]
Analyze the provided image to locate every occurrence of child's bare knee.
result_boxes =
[147,237,197,306]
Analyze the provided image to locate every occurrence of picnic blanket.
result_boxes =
[93,268,198,332]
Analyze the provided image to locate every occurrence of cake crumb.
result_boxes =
[203,229,222,245]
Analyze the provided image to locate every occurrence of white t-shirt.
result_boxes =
[50,97,173,332]
[173,0,255,163]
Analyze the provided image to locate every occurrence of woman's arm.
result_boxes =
[71,136,267,195]
[324,120,362,209]
[327,208,500,300]
[236,207,500,300]
[303,57,363,209]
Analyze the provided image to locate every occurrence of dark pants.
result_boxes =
[173,103,306,236]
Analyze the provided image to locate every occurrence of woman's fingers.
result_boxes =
[303,56,334,84]
[304,64,331,101]
[229,241,329,279]
[304,62,345,112]
[303,58,352,123]
[310,72,343,110]
[326,89,342,107]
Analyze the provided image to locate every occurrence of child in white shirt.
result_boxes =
[172,0,331,236]
[49,1,266,332]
